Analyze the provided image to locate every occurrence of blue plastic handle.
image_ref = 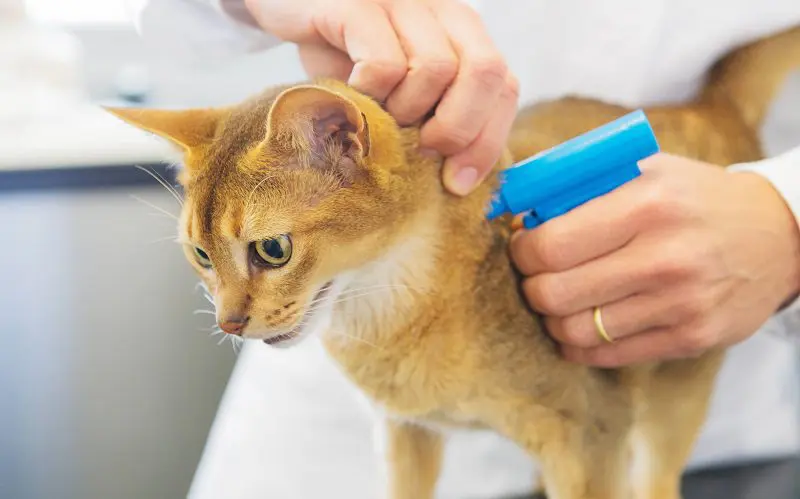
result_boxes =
[486,109,660,228]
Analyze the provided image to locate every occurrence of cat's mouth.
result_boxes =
[263,281,333,346]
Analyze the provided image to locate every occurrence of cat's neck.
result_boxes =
[321,208,441,348]
[319,142,509,350]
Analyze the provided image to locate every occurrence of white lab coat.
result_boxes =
[131,1,800,498]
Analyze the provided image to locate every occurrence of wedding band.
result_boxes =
[593,306,614,343]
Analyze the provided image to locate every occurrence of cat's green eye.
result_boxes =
[193,247,213,268]
[253,234,292,268]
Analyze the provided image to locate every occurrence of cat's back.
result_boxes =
[508,96,763,167]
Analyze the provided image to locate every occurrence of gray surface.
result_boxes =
[0,185,236,499]
[681,458,800,499]
[513,458,800,499]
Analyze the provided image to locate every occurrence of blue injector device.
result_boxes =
[486,109,660,229]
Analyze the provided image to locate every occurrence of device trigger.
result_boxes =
[522,212,542,230]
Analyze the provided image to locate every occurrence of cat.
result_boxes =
[107,25,800,499]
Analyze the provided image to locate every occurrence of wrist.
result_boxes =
[737,171,800,309]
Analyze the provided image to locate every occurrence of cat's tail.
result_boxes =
[700,24,800,131]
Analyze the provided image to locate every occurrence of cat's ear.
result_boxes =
[265,86,370,163]
[104,107,223,152]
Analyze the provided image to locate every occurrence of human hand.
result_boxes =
[509,153,800,367]
[244,0,519,196]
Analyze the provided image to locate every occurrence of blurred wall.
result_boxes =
[70,26,307,107]
[0,186,235,499]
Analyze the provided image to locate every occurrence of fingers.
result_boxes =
[311,0,515,195]
[520,239,663,317]
[382,1,458,125]
[561,320,719,367]
[419,1,514,191]
[544,290,691,348]
[509,178,645,276]
[562,328,681,367]
[441,74,520,195]
[319,1,408,100]
[297,43,355,81]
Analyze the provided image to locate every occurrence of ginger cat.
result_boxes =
[108,25,800,499]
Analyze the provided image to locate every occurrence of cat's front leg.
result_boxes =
[383,418,443,499]
[485,405,628,499]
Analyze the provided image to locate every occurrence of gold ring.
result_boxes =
[593,306,614,343]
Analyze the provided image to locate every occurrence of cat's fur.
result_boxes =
[108,25,800,499]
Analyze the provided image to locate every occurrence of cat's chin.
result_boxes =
[262,280,334,349]
[261,331,305,349]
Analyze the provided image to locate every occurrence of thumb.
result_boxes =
[297,44,354,81]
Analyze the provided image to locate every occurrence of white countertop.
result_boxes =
[0,105,176,172]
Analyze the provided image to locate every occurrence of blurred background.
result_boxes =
[1,2,799,499]
[0,1,306,498]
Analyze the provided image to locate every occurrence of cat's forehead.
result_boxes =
[182,161,340,247]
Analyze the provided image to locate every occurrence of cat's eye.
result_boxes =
[253,234,292,268]
[193,247,213,269]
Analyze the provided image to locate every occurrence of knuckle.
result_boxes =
[678,327,716,353]
[673,289,715,320]
[465,57,508,89]
[671,297,701,321]
[362,59,408,86]
[432,121,475,150]
[504,73,521,99]
[648,239,698,283]
[639,179,679,221]
[418,57,459,85]
[524,275,570,316]
[532,225,569,270]
[639,176,696,224]
[559,317,595,347]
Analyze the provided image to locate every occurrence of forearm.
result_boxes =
[131,0,282,62]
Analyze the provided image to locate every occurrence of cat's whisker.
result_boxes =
[340,284,420,294]
[193,309,216,316]
[336,284,429,300]
[148,212,180,221]
[312,290,397,308]
[327,329,382,350]
[245,173,277,210]
[146,234,181,245]
[302,286,413,308]
[134,165,184,207]
[131,195,180,221]
[232,336,245,354]
[202,293,216,307]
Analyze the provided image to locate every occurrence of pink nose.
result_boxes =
[219,317,249,336]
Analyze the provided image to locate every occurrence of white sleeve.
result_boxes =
[128,0,282,63]
[730,146,800,340]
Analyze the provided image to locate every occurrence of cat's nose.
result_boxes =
[219,316,249,336]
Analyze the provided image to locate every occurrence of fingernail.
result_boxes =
[419,147,441,159]
[445,165,479,196]
[510,214,525,231]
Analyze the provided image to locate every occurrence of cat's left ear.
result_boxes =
[265,86,370,164]
[104,107,223,152]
